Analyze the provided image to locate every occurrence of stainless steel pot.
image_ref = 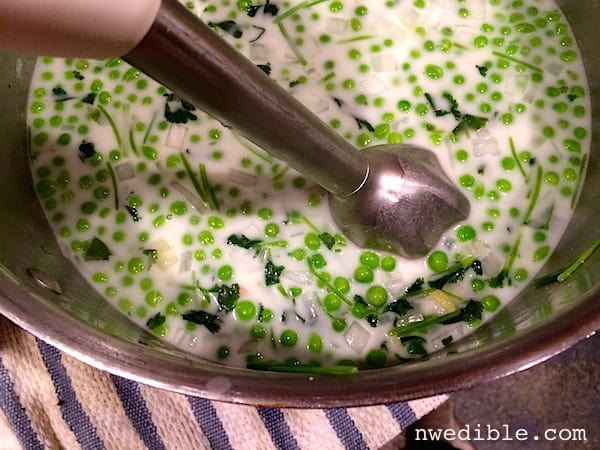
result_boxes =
[0,0,599,407]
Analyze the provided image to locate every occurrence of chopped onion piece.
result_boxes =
[166,124,187,149]
[359,74,388,93]
[179,250,192,273]
[522,84,540,104]
[481,252,503,277]
[398,7,421,28]
[526,189,555,230]
[281,270,312,286]
[250,43,270,62]
[453,26,477,45]
[170,180,210,213]
[407,314,424,323]
[227,169,258,187]
[424,6,445,28]
[150,239,178,271]
[429,290,457,315]
[504,73,529,98]
[114,161,135,181]
[370,54,397,73]
[472,129,500,157]
[543,60,565,77]
[326,17,348,34]
[344,321,371,354]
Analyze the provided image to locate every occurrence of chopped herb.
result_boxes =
[281,311,287,322]
[476,65,489,77]
[208,20,243,38]
[227,234,263,249]
[452,114,489,136]
[318,232,336,250]
[71,71,84,81]
[354,117,375,132]
[385,297,413,316]
[567,94,578,102]
[143,248,158,265]
[265,257,284,285]
[249,25,266,43]
[257,63,271,75]
[365,313,379,328]
[84,237,112,261]
[441,335,454,346]
[428,257,475,290]
[332,96,344,107]
[442,300,483,325]
[81,92,97,105]
[180,154,220,210]
[181,310,222,333]
[209,283,240,312]
[163,93,197,124]
[389,310,460,338]
[489,268,509,288]
[125,205,141,222]
[78,141,96,161]
[146,312,166,331]
[534,235,600,287]
[471,259,483,276]
[406,277,424,294]
[246,4,261,16]
[263,0,279,16]
[52,86,67,96]
[400,336,428,356]
[353,294,368,306]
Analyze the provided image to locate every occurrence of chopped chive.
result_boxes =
[106,162,119,210]
[199,163,220,210]
[277,22,307,66]
[492,51,543,73]
[97,104,122,150]
[388,311,460,338]
[128,128,140,156]
[247,361,358,374]
[570,154,588,209]
[523,165,543,225]
[509,137,528,181]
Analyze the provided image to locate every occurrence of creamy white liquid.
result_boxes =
[27,0,591,369]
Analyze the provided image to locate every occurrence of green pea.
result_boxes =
[456,225,476,242]
[366,348,387,368]
[265,223,280,237]
[425,64,443,80]
[145,290,163,307]
[482,295,500,312]
[280,329,298,347]
[323,293,342,312]
[217,265,233,281]
[333,276,350,293]
[250,325,266,340]
[235,300,256,321]
[307,333,323,353]
[215,345,230,360]
[304,232,321,250]
[366,285,387,306]
[427,251,448,272]
[359,251,379,269]
[354,266,374,283]
[381,256,396,272]
[533,246,550,262]
[128,257,145,274]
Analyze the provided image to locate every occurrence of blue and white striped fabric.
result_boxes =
[0,317,447,450]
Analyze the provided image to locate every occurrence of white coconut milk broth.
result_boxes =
[27,0,591,369]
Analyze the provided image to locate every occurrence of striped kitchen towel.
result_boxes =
[0,316,447,450]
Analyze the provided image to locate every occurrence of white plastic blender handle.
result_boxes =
[0,0,162,58]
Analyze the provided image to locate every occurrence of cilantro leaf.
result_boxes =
[78,141,96,161]
[81,92,96,105]
[385,297,413,316]
[84,237,112,261]
[227,234,262,250]
[488,268,509,288]
[441,335,454,346]
[265,258,284,285]
[125,205,141,222]
[146,312,166,331]
[181,310,222,333]
[476,64,489,77]
[257,63,271,75]
[208,20,243,38]
[442,300,483,325]
[209,283,240,312]
[400,336,428,356]
[318,232,336,250]
[163,93,197,124]
[406,277,425,294]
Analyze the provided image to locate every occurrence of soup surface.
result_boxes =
[27,0,590,371]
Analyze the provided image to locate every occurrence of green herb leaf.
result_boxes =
[209,283,240,313]
[385,297,413,316]
[78,141,96,161]
[476,64,488,77]
[318,232,336,250]
[81,92,97,105]
[428,257,475,290]
[208,20,243,38]
[400,336,428,356]
[406,277,425,294]
[257,63,271,75]
[125,205,141,222]
[146,312,166,331]
[265,258,284,285]
[84,237,112,261]
[442,299,483,325]
[441,335,454,346]
[163,93,197,124]
[247,361,358,374]
[389,310,460,338]
[227,234,263,250]
[182,310,222,333]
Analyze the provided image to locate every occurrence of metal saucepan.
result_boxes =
[0,0,598,407]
